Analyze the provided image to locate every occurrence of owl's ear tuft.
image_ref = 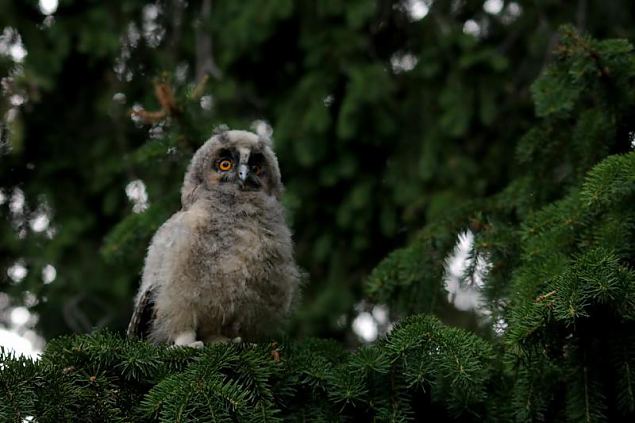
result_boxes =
[212,125,231,144]
[212,124,230,135]
[258,136,273,149]
[218,132,231,144]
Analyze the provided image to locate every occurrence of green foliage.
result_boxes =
[532,26,635,119]
[2,1,635,422]
[361,25,635,422]
[365,214,465,316]
[11,0,632,339]
[1,315,493,422]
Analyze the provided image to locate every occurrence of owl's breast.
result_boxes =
[212,216,289,282]
[188,204,296,339]
[190,201,293,306]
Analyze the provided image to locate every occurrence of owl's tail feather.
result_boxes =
[127,287,156,340]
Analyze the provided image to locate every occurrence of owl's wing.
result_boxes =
[127,211,197,340]
[126,285,156,339]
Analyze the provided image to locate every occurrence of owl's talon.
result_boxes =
[188,341,204,349]
[169,340,204,349]
[174,330,197,346]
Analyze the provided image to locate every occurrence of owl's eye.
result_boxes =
[218,159,233,171]
[251,164,263,175]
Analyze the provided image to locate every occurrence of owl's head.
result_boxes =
[181,130,283,206]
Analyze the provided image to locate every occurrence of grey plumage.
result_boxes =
[127,130,300,345]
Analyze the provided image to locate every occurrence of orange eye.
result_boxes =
[218,159,233,171]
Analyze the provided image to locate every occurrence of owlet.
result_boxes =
[127,130,300,347]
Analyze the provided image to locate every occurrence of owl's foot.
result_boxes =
[172,330,204,348]
[169,341,204,349]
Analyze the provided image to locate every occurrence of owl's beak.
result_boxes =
[238,163,249,182]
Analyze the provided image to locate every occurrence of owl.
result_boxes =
[127,129,300,347]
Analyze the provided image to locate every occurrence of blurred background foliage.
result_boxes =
[1,0,634,346]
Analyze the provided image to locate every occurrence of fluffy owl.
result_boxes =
[127,129,300,347]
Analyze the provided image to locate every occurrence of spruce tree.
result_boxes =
[1,1,635,422]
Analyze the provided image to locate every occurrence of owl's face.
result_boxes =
[182,130,283,206]
[209,143,272,193]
